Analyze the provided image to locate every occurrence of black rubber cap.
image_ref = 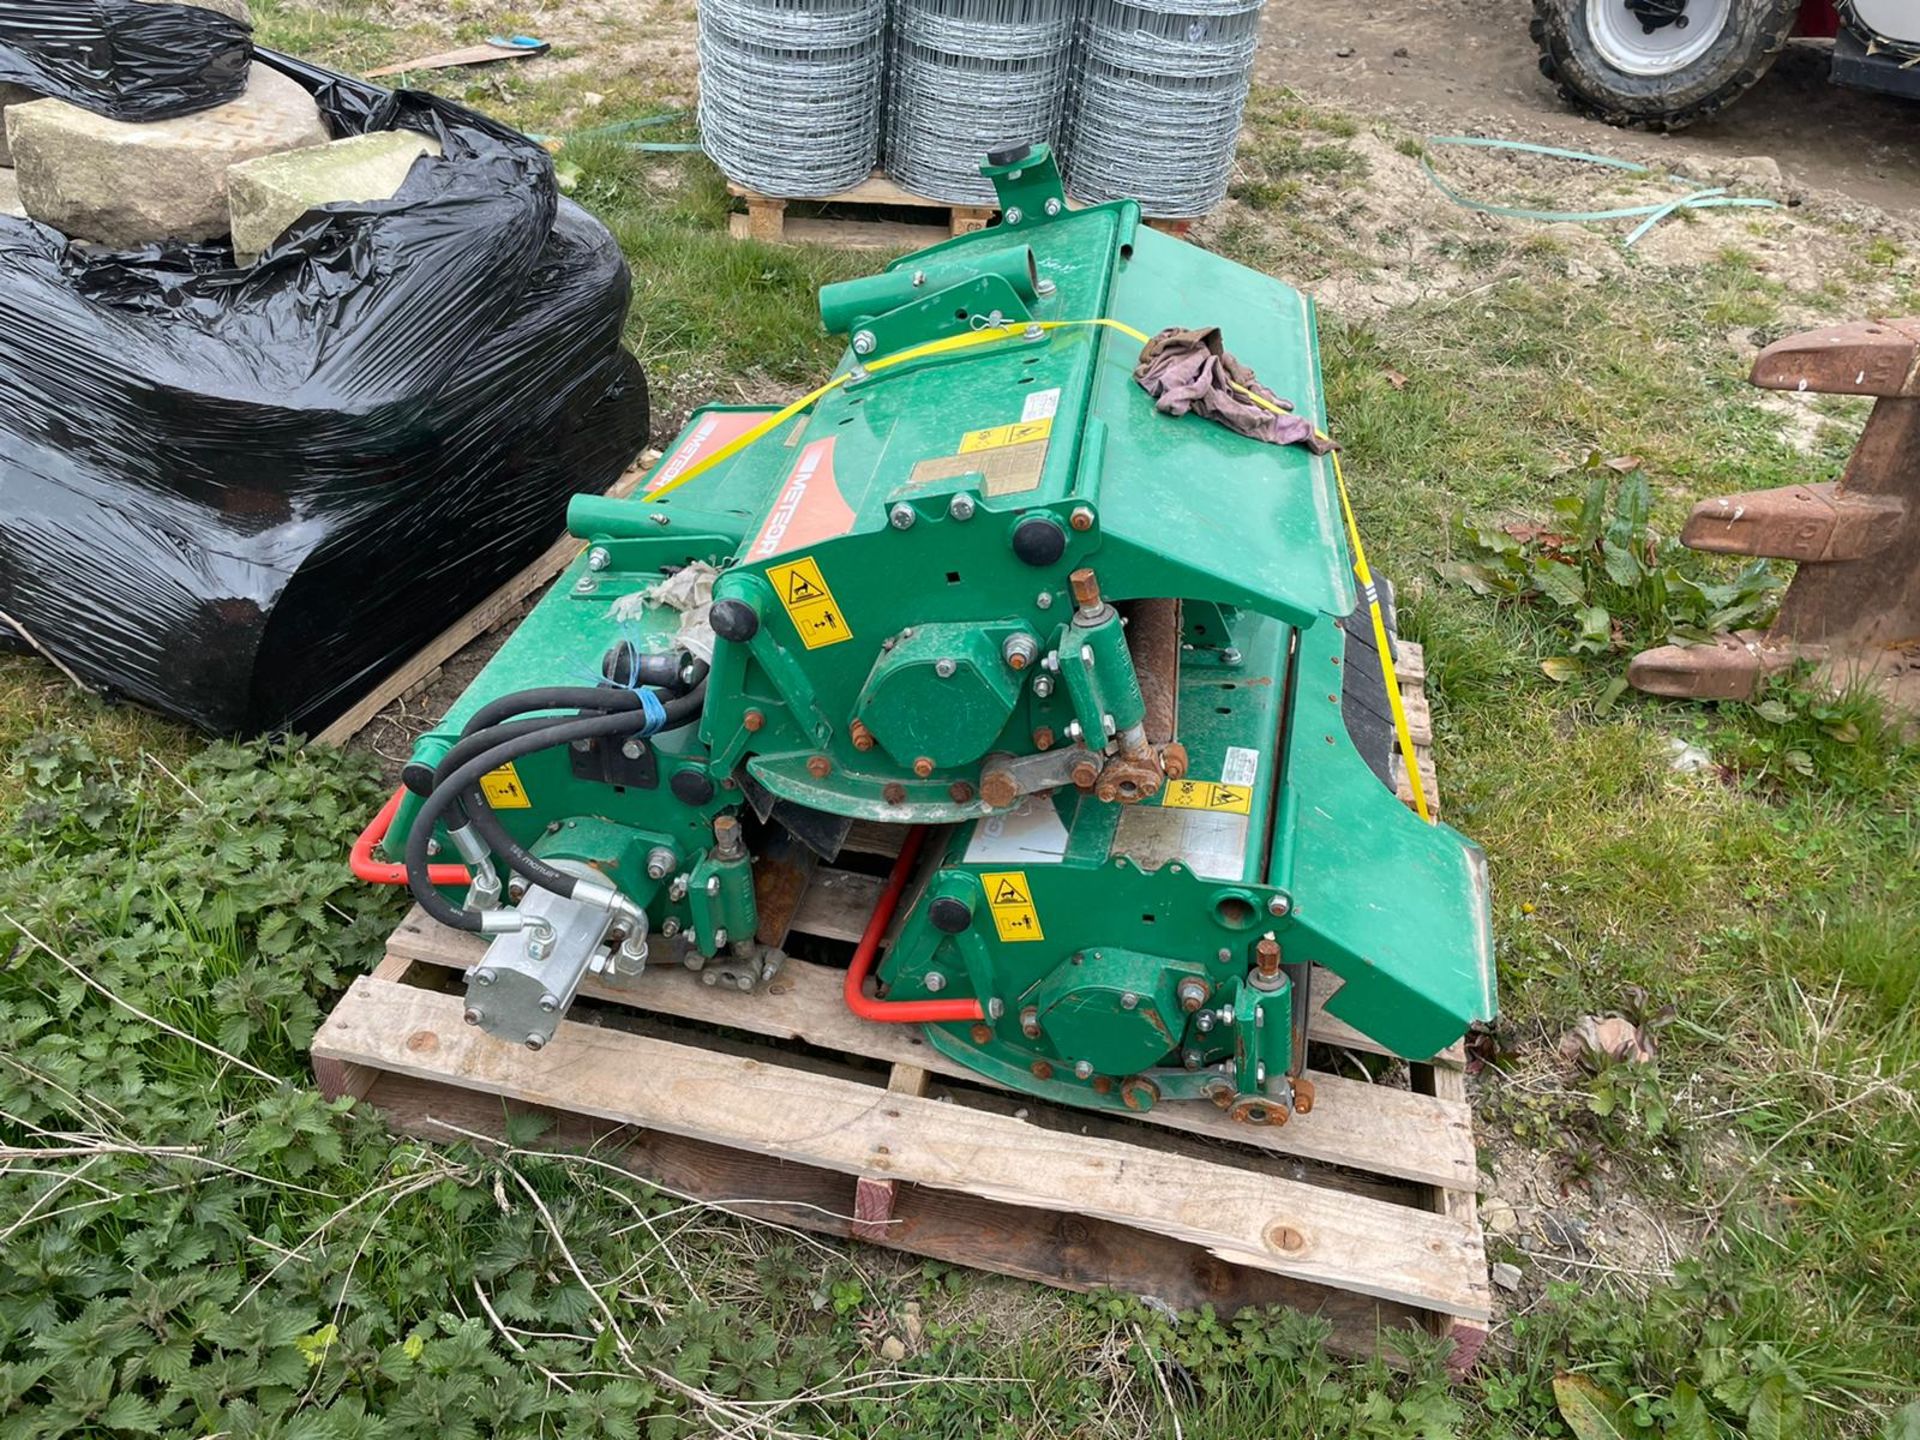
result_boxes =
[401,761,436,798]
[986,141,1033,167]
[602,638,640,688]
[670,769,717,805]
[929,896,974,934]
[711,598,760,642]
[1011,514,1067,566]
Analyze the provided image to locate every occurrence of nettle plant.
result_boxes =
[1440,462,1783,662]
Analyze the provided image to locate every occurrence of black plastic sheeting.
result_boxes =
[0,50,650,734]
[0,2,251,121]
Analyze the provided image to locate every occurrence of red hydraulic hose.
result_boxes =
[351,785,472,888]
[843,825,986,1024]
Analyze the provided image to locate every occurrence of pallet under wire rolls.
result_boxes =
[698,0,888,198]
[883,0,1081,205]
[1066,0,1265,217]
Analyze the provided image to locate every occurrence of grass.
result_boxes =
[3,18,1920,1440]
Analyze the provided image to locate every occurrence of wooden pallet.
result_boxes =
[311,637,1488,1372]
[727,171,1199,249]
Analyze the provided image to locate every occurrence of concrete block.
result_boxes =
[0,168,23,219]
[0,83,39,168]
[5,62,329,249]
[228,128,439,263]
[142,0,254,25]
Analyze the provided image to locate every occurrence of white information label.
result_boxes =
[1221,745,1260,788]
[964,795,1071,865]
[1021,387,1061,424]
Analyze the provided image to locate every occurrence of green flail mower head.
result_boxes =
[361,142,1495,1126]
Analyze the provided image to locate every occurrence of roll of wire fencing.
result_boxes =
[1066,0,1265,217]
[883,0,1080,206]
[698,0,888,197]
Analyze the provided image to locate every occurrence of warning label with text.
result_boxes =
[980,870,1045,943]
[1159,778,1254,815]
[959,418,1052,454]
[480,762,532,809]
[765,555,853,649]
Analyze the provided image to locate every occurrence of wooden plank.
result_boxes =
[316,977,1489,1319]
[853,1062,933,1238]
[311,952,426,1102]
[1412,1059,1491,1375]
[733,212,951,251]
[383,908,1477,1190]
[358,1067,1441,1358]
[313,459,655,747]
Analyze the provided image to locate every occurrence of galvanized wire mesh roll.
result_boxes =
[698,0,888,198]
[1066,0,1265,217]
[883,0,1080,205]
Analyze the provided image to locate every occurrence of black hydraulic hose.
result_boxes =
[461,686,644,739]
[404,679,712,930]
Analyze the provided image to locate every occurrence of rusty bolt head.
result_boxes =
[1020,1005,1041,1039]
[743,709,765,732]
[979,768,1019,810]
[1091,1075,1114,1096]
[1032,727,1055,751]
[1161,742,1189,783]
[1068,567,1101,608]
[970,1022,994,1044]
[1070,759,1100,790]
[883,782,908,805]
[807,755,832,779]
[849,718,876,751]
[948,781,975,804]
[1254,935,1281,977]
[1030,1059,1054,1081]
[913,756,935,778]
[1177,977,1211,1013]
[1069,506,1095,533]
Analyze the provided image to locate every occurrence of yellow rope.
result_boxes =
[1222,378,1434,824]
[643,316,1150,503]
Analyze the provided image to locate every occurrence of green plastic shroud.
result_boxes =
[388,143,1495,1120]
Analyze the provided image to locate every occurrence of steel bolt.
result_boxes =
[1120,991,1139,1010]
[1036,276,1057,296]
[971,1022,994,1044]
[426,839,440,857]
[1002,633,1039,671]
[925,971,947,992]
[987,997,1005,1019]
[807,754,832,779]
[1023,323,1044,342]
[1073,1060,1094,1080]
[669,875,689,901]
[1031,1059,1054,1080]
[1044,197,1063,217]
[852,330,876,355]
[525,1034,546,1053]
[1032,673,1055,699]
[1177,977,1211,1013]
[713,928,729,949]
[1268,893,1292,918]
[1020,1005,1041,1038]
[588,546,611,571]
[539,994,559,1013]
[1036,591,1053,610]
[573,577,597,594]
[1069,506,1095,532]
[883,782,908,805]
[706,875,721,896]
[571,737,593,753]
[1032,726,1055,750]
[1222,647,1243,666]
[473,968,496,987]
[948,781,975,803]
[1005,206,1024,224]
[949,493,976,521]
[1183,1049,1203,1070]
[911,269,925,286]
[849,718,876,751]
[1196,1011,1215,1033]
[661,918,682,937]
[913,756,935,778]
[743,708,765,732]
[934,658,958,678]
[888,503,916,531]
[646,846,677,881]
[621,739,644,760]
[463,1007,483,1027]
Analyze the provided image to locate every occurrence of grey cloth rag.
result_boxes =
[1134,326,1335,454]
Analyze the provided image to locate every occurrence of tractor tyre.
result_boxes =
[1531,0,1802,131]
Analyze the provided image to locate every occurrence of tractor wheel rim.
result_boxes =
[1587,0,1731,76]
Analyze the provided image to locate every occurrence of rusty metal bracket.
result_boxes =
[1628,318,1920,715]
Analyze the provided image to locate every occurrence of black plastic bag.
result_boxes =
[0,1,250,121]
[0,50,650,734]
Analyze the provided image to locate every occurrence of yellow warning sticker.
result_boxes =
[765,554,853,649]
[959,418,1052,454]
[1159,779,1254,815]
[480,762,532,809]
[980,870,1045,943]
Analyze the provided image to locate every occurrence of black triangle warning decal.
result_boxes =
[786,573,824,603]
[993,878,1027,906]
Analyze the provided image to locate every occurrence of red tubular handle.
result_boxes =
[843,825,986,1025]
[351,785,473,888]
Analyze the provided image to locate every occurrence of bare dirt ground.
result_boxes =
[1259,0,1920,216]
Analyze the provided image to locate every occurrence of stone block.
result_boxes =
[0,168,23,219]
[0,83,39,167]
[228,128,439,263]
[5,62,329,248]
